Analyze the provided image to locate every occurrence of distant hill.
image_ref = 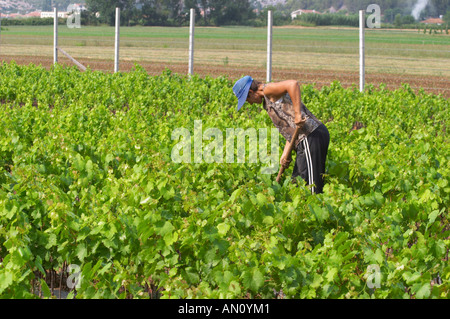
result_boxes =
[0,0,85,13]
[0,0,35,13]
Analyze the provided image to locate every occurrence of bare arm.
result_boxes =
[263,80,306,127]
[280,140,292,168]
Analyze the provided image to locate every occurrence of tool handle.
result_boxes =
[276,126,301,184]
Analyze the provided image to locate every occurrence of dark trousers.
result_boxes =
[291,124,330,194]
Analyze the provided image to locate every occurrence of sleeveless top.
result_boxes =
[263,91,322,148]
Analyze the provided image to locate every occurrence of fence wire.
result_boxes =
[0,24,449,97]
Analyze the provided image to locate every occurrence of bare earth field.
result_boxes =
[2,54,449,98]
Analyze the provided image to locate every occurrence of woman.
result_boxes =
[232,75,330,194]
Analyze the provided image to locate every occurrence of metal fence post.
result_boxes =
[114,7,120,73]
[0,9,2,54]
[54,7,58,64]
[359,10,365,92]
[188,8,195,76]
[267,10,273,83]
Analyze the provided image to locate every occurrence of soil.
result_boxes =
[2,55,449,98]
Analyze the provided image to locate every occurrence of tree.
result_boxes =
[85,0,133,25]
[183,0,202,25]
[209,0,254,25]
[384,8,402,24]
[140,0,169,26]
[443,11,450,24]
[402,15,415,25]
[430,0,448,17]
[394,13,402,26]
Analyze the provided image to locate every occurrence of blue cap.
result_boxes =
[233,75,253,111]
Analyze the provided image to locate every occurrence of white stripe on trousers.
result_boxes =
[303,138,315,194]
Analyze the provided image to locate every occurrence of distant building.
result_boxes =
[291,9,322,20]
[39,3,86,19]
[75,3,87,11]
[70,3,87,12]
[40,11,69,19]
[258,0,287,7]
[420,18,444,25]
[25,11,41,18]
[6,13,21,18]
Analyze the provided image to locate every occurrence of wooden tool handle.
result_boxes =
[276,126,301,184]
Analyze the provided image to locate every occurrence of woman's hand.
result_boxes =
[280,154,292,169]
[294,113,306,128]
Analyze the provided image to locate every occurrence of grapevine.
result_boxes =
[0,62,448,299]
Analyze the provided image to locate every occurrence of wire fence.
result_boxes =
[1,9,449,97]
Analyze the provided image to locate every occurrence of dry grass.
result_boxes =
[1,42,447,77]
